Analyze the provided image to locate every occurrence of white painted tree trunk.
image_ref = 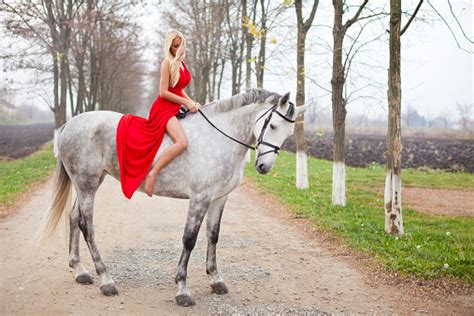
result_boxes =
[53,128,60,158]
[296,150,309,189]
[384,171,404,234]
[332,161,346,206]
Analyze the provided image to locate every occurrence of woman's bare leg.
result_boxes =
[144,117,188,196]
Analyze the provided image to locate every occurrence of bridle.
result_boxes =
[198,102,295,159]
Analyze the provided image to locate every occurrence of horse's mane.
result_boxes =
[203,89,281,113]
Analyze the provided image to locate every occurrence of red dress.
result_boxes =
[116,62,191,199]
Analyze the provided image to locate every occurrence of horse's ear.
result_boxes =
[279,92,290,106]
[264,95,275,104]
[295,104,308,117]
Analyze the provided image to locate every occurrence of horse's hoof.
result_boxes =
[75,273,93,285]
[100,284,119,296]
[175,294,195,307]
[211,282,229,295]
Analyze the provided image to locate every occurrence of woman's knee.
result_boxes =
[176,137,188,152]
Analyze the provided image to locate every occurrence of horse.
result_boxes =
[42,89,307,307]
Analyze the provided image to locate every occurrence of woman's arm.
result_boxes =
[182,90,193,102]
[160,60,198,112]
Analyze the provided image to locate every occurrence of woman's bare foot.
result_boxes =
[144,173,155,197]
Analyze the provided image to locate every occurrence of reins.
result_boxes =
[197,102,296,158]
[198,109,256,150]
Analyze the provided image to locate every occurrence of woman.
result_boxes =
[116,30,200,199]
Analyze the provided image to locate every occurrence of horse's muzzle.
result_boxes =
[255,161,270,174]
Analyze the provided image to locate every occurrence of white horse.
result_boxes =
[43,89,306,306]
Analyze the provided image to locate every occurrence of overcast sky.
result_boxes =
[139,0,473,121]
[1,0,472,122]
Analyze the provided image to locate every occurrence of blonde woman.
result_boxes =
[116,30,200,198]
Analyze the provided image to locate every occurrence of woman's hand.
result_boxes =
[187,100,201,113]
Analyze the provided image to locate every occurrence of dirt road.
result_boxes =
[0,176,472,315]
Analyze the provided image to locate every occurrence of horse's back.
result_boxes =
[58,111,123,177]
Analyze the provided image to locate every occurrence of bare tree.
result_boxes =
[330,0,369,206]
[1,0,144,127]
[402,104,416,128]
[384,0,423,235]
[1,0,82,132]
[242,0,257,90]
[294,0,319,190]
[223,0,245,95]
[162,0,226,104]
[439,108,451,130]
[244,1,288,89]
[457,102,473,133]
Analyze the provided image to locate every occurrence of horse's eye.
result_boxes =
[270,124,275,130]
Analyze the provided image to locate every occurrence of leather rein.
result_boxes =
[197,102,295,158]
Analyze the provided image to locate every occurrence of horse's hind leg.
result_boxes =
[206,195,229,295]
[69,199,93,284]
[76,175,118,296]
[175,194,211,307]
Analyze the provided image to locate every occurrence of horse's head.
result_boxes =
[253,92,307,174]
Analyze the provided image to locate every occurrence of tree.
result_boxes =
[223,0,246,96]
[161,0,226,104]
[384,0,423,235]
[457,102,473,133]
[294,0,319,190]
[439,108,451,130]
[331,0,369,206]
[0,0,144,128]
[242,0,257,90]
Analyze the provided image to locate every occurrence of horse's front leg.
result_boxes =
[175,194,211,307]
[206,195,229,294]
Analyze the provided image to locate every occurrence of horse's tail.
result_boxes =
[41,158,72,242]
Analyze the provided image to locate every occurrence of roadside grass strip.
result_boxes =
[245,151,473,284]
[0,143,56,210]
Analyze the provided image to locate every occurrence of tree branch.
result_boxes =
[426,0,473,53]
[400,0,423,36]
[344,0,368,30]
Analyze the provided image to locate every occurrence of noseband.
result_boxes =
[198,102,295,158]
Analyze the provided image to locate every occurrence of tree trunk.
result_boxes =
[256,0,266,88]
[243,0,253,163]
[385,0,403,235]
[331,0,347,206]
[295,20,308,189]
[66,61,75,117]
[51,52,62,128]
[294,0,318,189]
[243,0,256,90]
[75,56,86,115]
[218,58,225,99]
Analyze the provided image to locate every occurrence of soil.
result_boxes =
[0,176,472,315]
[403,187,474,217]
[0,124,54,159]
[2,124,473,173]
[283,132,474,173]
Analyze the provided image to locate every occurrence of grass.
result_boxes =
[0,143,56,212]
[245,151,474,284]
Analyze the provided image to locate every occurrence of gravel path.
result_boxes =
[0,176,472,315]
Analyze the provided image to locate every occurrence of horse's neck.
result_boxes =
[205,90,277,113]
[214,102,269,154]
[203,94,247,113]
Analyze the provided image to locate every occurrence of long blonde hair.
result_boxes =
[164,30,186,88]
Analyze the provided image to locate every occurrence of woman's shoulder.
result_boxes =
[161,59,170,68]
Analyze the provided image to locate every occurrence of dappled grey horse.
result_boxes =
[43,89,306,306]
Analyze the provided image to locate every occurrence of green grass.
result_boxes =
[0,143,56,210]
[245,151,474,284]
